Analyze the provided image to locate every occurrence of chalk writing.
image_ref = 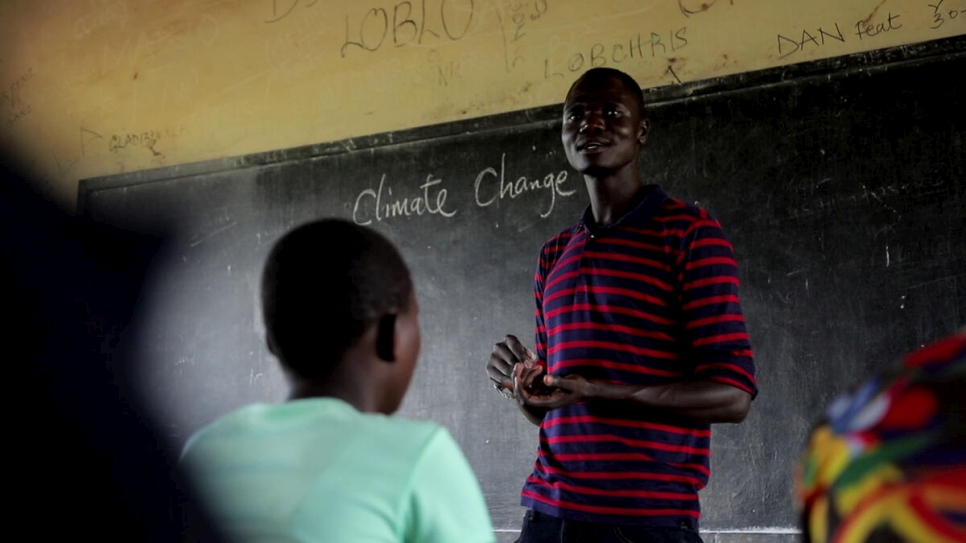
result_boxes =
[99,14,219,76]
[340,0,475,58]
[860,182,900,217]
[1,68,34,125]
[109,130,162,156]
[353,174,457,225]
[428,49,481,86]
[474,153,574,218]
[430,50,457,86]
[495,0,548,72]
[73,0,132,40]
[678,0,733,18]
[780,177,948,221]
[351,157,577,224]
[544,28,688,79]
[162,67,201,108]
[928,0,966,28]
[264,15,328,70]
[777,23,845,59]
[170,14,220,50]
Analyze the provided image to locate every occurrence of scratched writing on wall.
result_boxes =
[776,11,903,58]
[928,0,966,28]
[334,0,476,57]
[109,130,163,156]
[677,0,734,18]
[1,68,35,125]
[495,0,548,72]
[543,28,688,80]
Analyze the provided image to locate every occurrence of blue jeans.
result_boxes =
[515,510,703,543]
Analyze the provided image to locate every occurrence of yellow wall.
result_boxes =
[1,0,962,209]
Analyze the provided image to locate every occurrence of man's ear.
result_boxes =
[638,118,650,145]
[376,314,396,362]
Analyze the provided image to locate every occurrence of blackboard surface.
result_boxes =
[81,36,965,532]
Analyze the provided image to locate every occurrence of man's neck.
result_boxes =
[584,170,647,227]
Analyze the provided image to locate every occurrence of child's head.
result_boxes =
[261,219,419,413]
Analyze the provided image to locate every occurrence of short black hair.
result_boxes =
[261,219,413,379]
[566,67,647,120]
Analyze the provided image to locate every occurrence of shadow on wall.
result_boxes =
[0,160,221,541]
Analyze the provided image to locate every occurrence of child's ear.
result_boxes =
[376,314,396,362]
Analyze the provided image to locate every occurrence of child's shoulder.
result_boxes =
[363,412,449,451]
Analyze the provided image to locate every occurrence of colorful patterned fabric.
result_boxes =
[795,331,966,543]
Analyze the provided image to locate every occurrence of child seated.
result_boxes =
[180,219,495,543]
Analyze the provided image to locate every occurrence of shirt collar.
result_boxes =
[578,184,667,233]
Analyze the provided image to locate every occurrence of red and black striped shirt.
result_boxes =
[521,185,757,528]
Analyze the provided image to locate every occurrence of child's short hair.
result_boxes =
[261,219,412,378]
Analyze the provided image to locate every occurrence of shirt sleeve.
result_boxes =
[677,211,758,397]
[403,428,495,543]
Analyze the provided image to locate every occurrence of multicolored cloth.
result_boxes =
[795,331,966,543]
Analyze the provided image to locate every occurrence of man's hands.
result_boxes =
[513,368,595,410]
[487,334,589,413]
[486,335,751,424]
[486,334,544,397]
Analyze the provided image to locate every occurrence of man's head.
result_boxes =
[562,68,650,178]
[565,68,647,119]
[261,219,420,413]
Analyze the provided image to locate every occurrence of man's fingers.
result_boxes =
[489,337,541,399]
[486,354,513,383]
[545,375,579,391]
[523,394,566,410]
[488,374,513,390]
[520,365,544,388]
[512,363,530,405]
[492,342,520,366]
[508,342,530,365]
[488,344,520,383]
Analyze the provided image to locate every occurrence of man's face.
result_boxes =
[561,75,647,177]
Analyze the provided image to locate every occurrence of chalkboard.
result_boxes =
[80,36,965,535]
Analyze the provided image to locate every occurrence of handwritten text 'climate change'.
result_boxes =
[352,153,576,225]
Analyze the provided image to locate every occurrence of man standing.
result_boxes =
[486,68,757,543]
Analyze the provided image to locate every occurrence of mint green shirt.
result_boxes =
[180,398,494,543]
